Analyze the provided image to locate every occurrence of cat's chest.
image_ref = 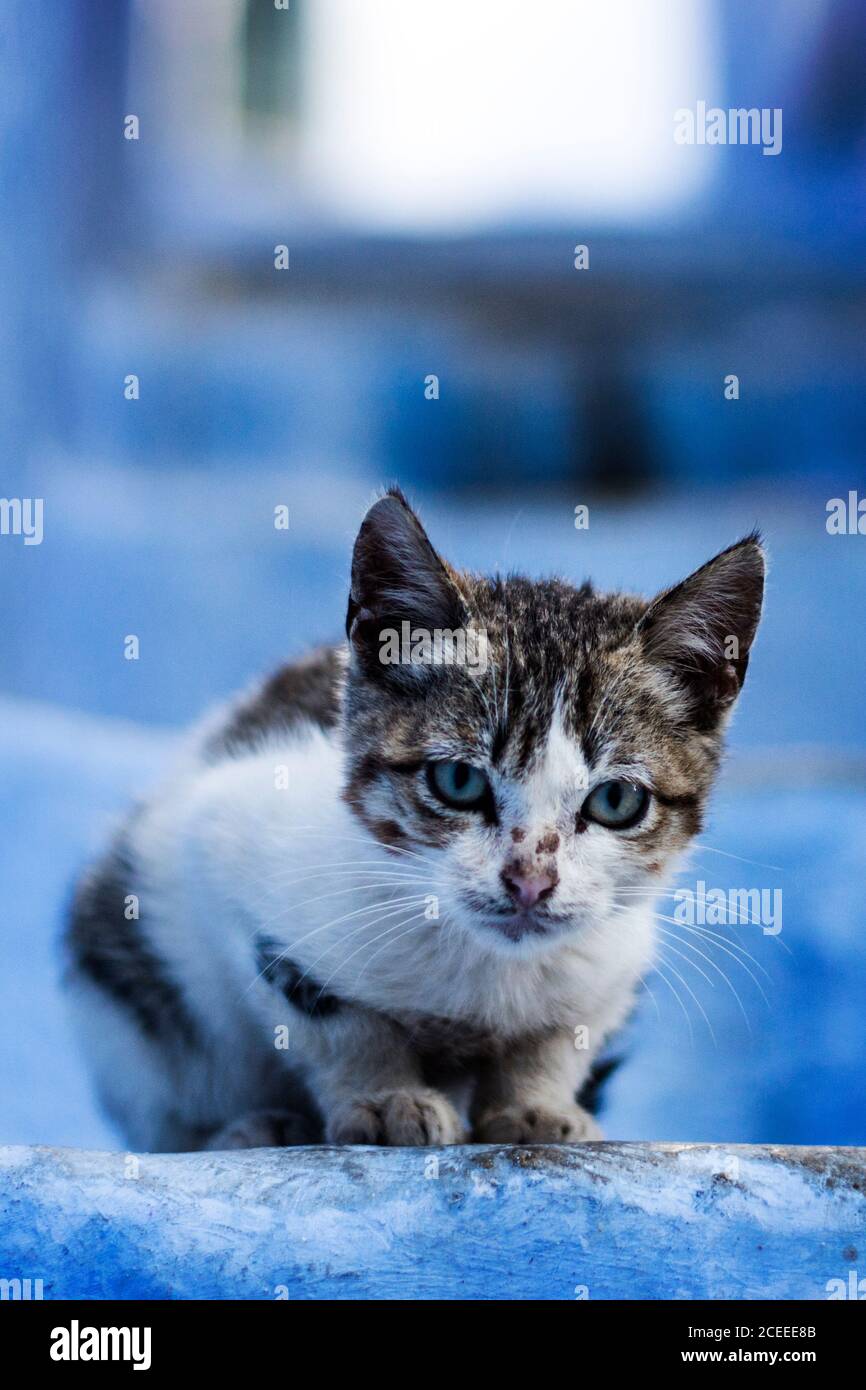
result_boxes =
[388,1008,508,1065]
[375,950,590,1058]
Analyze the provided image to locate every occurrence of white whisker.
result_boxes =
[312,909,430,1007]
[654,946,717,1046]
[692,842,783,873]
[239,894,431,998]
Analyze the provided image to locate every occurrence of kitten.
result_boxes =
[66,489,764,1150]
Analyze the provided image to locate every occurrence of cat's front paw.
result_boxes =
[326,1088,465,1146]
[473,1104,602,1144]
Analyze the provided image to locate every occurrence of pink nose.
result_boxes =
[501,868,557,909]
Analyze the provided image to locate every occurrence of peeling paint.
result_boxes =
[1,1142,864,1300]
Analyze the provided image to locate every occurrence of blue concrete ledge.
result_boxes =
[2,1143,864,1300]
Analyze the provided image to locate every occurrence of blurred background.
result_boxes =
[1,0,865,1150]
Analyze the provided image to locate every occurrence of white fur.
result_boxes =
[69,708,658,1149]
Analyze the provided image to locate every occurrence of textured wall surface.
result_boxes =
[1,1142,863,1300]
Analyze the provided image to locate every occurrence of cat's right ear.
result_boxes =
[637,533,765,729]
[346,488,466,683]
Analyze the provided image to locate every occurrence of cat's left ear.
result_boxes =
[346,487,467,683]
[637,533,765,727]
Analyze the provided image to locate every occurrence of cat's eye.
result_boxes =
[581,779,649,830]
[427,760,491,812]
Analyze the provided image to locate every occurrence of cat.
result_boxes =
[66,488,764,1151]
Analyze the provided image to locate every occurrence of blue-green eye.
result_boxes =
[427,760,491,811]
[582,780,649,830]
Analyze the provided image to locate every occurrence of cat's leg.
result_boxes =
[204,1109,320,1150]
[65,970,203,1152]
[471,1030,602,1143]
[67,967,310,1153]
[302,1005,465,1145]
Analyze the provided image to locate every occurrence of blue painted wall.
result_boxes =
[1,2,864,1162]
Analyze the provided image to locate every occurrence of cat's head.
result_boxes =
[342,488,764,955]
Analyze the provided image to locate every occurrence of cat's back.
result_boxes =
[200,644,347,763]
